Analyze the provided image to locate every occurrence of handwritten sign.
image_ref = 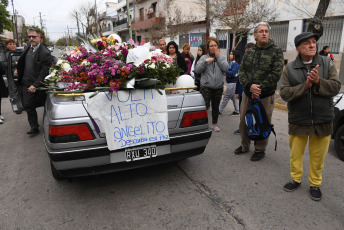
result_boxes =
[85,89,169,150]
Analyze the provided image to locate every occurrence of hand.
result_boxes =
[185,58,189,62]
[235,94,240,100]
[28,85,36,93]
[250,84,261,98]
[214,48,220,57]
[14,69,18,77]
[307,65,320,85]
[206,58,214,63]
[305,78,312,91]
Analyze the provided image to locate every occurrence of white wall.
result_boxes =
[286,20,303,51]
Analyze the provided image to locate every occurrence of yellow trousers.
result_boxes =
[289,135,331,187]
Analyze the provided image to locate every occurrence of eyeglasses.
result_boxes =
[257,30,269,34]
[28,36,38,39]
[209,45,218,48]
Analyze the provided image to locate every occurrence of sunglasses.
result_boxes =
[28,36,38,39]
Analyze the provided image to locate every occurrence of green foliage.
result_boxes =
[56,37,67,46]
[0,0,13,34]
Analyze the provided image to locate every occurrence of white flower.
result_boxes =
[148,63,156,69]
[81,60,90,66]
[62,63,71,71]
[50,69,57,77]
[45,75,52,80]
[56,60,63,66]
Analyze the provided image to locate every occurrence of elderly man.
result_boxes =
[17,28,51,135]
[158,39,167,54]
[234,22,284,161]
[280,32,340,201]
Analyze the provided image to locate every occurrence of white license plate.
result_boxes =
[125,145,157,162]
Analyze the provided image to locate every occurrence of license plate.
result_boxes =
[125,145,157,162]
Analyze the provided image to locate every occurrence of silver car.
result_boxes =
[43,91,212,180]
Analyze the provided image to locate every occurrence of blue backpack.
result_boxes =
[245,97,277,150]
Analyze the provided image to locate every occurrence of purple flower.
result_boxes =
[121,47,129,58]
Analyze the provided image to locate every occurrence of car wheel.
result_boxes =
[334,124,344,161]
[51,161,65,180]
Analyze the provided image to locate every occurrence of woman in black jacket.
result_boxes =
[166,41,187,75]
[0,39,19,123]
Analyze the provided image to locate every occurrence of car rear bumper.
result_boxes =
[46,129,212,177]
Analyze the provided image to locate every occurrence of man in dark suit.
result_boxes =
[17,28,51,135]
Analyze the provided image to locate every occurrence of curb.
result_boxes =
[274,103,288,111]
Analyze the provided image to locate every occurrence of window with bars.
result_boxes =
[304,17,344,53]
[216,30,228,49]
[269,21,289,52]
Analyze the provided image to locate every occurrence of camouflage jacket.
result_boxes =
[239,39,284,98]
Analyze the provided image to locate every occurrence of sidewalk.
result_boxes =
[274,90,287,111]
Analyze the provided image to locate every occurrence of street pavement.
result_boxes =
[0,95,343,229]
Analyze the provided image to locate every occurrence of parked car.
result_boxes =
[7,51,212,180]
[332,92,344,161]
[43,91,212,180]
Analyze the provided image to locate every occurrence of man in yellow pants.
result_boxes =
[280,32,341,201]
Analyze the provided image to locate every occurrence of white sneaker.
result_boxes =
[0,119,3,124]
[212,124,220,132]
[0,115,3,120]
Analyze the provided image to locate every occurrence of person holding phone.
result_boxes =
[194,37,228,132]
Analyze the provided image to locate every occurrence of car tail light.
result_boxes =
[49,124,94,143]
[180,110,208,128]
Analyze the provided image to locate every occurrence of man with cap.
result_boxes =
[280,32,340,201]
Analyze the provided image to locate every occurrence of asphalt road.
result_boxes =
[0,97,343,230]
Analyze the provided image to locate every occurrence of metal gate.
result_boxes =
[270,21,289,51]
[304,16,344,53]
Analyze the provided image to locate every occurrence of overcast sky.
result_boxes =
[9,0,108,41]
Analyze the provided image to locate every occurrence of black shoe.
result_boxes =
[250,151,265,161]
[309,186,322,201]
[234,146,248,155]
[230,111,240,116]
[27,128,39,135]
[284,180,301,192]
[219,111,223,116]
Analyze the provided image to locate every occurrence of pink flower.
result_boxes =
[140,40,146,45]
[128,38,135,46]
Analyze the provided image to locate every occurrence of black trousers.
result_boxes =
[20,85,41,129]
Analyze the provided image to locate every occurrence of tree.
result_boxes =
[55,37,67,46]
[280,0,344,37]
[69,1,100,38]
[148,0,198,43]
[0,0,13,34]
[195,0,278,49]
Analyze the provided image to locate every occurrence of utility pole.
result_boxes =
[67,26,70,46]
[94,0,98,36]
[126,0,132,40]
[11,0,19,46]
[39,12,43,30]
[206,0,210,40]
[76,12,80,35]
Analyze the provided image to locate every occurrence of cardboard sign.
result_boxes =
[85,89,169,150]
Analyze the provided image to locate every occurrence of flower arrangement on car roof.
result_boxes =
[43,35,182,94]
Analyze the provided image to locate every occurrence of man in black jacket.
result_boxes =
[17,28,51,135]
